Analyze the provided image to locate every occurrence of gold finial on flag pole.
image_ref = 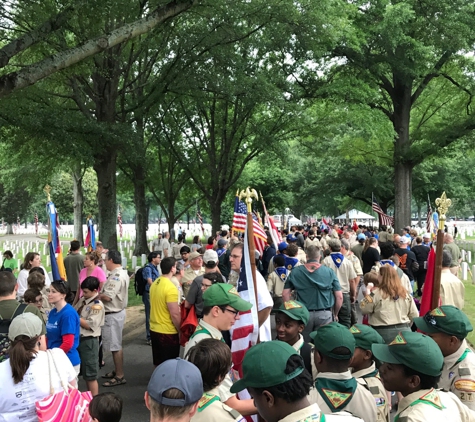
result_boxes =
[239,187,258,213]
[435,192,452,230]
[43,185,51,202]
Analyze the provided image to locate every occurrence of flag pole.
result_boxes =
[431,192,451,310]
[239,187,259,342]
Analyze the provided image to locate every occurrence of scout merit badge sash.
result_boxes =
[284,256,299,270]
[275,267,289,283]
[394,389,444,421]
[330,253,345,269]
[315,377,357,411]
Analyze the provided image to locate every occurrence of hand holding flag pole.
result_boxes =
[239,187,259,342]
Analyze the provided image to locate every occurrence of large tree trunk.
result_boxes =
[6,223,13,234]
[393,80,413,231]
[133,166,149,256]
[72,168,84,245]
[93,150,118,250]
[210,199,222,236]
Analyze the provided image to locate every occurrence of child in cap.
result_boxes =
[372,331,475,421]
[349,324,389,422]
[184,283,256,416]
[89,392,123,422]
[267,255,289,310]
[230,340,362,422]
[309,322,377,422]
[145,358,203,422]
[275,300,317,379]
[187,338,245,422]
[414,306,475,410]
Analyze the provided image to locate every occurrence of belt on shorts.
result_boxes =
[371,322,410,329]
[105,310,122,315]
[308,308,332,312]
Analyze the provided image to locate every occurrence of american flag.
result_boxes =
[231,217,259,378]
[34,212,38,235]
[426,195,433,234]
[372,194,394,227]
[261,194,282,247]
[84,216,96,252]
[233,196,267,257]
[196,203,205,234]
[118,209,123,238]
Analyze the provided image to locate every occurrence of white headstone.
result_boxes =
[132,256,137,269]
[121,257,128,269]
[468,251,472,264]
[141,254,146,266]
[462,262,468,281]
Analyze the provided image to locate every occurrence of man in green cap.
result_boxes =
[372,331,475,421]
[184,283,255,416]
[414,306,475,410]
[275,300,317,379]
[309,322,377,421]
[230,340,362,422]
[349,324,389,422]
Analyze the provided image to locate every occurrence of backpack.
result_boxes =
[0,303,28,362]
[134,266,148,296]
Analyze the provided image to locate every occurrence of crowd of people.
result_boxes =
[0,221,471,421]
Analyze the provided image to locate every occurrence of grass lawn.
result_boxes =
[128,281,143,308]
[463,280,475,346]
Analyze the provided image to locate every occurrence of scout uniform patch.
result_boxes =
[321,389,352,409]
[430,307,446,317]
[389,332,407,346]
[418,389,444,410]
[454,379,475,392]
[349,325,361,334]
[284,301,302,310]
[228,287,240,296]
[197,393,220,412]
[91,302,102,315]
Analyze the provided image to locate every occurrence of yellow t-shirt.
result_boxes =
[150,276,179,334]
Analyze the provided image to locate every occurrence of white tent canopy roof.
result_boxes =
[335,209,375,220]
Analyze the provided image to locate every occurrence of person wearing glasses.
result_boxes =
[184,282,257,416]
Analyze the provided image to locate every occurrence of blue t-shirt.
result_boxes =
[46,304,80,366]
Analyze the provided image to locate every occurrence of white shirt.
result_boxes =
[17,266,51,297]
[255,271,273,341]
[0,348,77,422]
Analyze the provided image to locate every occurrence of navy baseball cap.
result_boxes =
[147,358,203,406]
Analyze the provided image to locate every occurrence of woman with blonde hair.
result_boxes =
[360,265,418,343]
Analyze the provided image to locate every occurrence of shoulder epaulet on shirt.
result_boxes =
[197,393,220,412]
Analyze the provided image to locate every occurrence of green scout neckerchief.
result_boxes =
[315,377,357,412]
[394,389,445,421]
[190,324,225,342]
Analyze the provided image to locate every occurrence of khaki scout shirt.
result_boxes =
[191,387,245,422]
[102,267,129,312]
[279,404,363,422]
[352,363,390,422]
[304,237,321,252]
[345,252,363,277]
[267,270,286,298]
[322,254,357,293]
[297,247,307,264]
[440,269,465,309]
[292,333,318,380]
[74,295,105,337]
[395,388,475,422]
[309,371,377,422]
[438,341,475,411]
[181,267,205,297]
[360,290,419,326]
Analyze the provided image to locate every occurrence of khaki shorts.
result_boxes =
[102,310,125,352]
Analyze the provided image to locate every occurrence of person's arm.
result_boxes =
[224,396,257,416]
[167,302,181,332]
[258,306,272,327]
[333,290,343,317]
[349,277,358,302]
[59,334,75,353]
[282,288,291,302]
[99,293,112,302]
[143,265,153,286]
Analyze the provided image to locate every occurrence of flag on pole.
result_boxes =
[85,216,96,252]
[46,201,66,280]
[118,209,123,239]
[34,212,38,235]
[196,203,205,234]
[426,195,433,235]
[260,194,282,248]
[372,194,394,227]
[419,247,439,316]
[231,217,259,378]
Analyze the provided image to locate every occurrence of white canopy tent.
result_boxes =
[335,209,375,221]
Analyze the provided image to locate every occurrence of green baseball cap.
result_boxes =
[372,331,444,377]
[413,306,473,339]
[350,324,384,351]
[277,300,309,325]
[202,283,252,312]
[230,341,304,393]
[310,322,355,359]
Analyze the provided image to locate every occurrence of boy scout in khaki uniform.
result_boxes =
[372,330,475,422]
[74,277,105,396]
[309,322,378,422]
[349,324,390,422]
[414,306,475,411]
